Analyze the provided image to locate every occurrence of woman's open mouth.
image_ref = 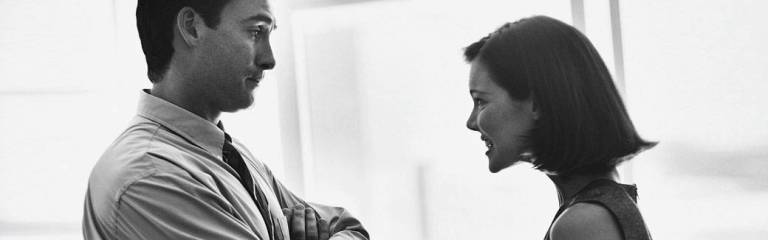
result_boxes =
[481,135,494,153]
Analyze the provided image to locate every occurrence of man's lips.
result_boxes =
[246,73,264,83]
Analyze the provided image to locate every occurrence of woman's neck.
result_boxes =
[547,168,619,206]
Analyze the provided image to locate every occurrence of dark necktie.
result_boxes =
[222,133,279,240]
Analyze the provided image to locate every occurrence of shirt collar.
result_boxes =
[136,89,226,158]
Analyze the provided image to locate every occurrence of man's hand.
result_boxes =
[282,205,330,240]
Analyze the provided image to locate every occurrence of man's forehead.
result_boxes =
[225,0,274,19]
[231,0,271,8]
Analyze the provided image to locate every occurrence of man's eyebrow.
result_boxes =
[241,14,276,28]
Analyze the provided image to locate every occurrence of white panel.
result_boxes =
[0,1,130,238]
[0,0,115,91]
[0,91,136,235]
[584,0,617,77]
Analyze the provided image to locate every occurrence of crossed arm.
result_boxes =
[266,166,370,240]
[104,166,368,240]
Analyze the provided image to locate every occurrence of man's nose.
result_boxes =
[257,44,276,70]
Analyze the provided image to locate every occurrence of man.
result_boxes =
[82,0,368,239]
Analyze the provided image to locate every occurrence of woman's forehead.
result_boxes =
[469,62,501,93]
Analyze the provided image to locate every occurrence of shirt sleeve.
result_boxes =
[113,171,263,240]
[263,166,370,240]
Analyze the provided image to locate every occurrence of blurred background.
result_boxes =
[1,0,767,239]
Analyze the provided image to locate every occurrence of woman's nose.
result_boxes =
[466,112,478,131]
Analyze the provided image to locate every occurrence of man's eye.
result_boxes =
[249,26,268,39]
[249,30,262,39]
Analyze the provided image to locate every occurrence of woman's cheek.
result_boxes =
[477,107,497,134]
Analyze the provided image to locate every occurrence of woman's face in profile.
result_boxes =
[466,61,537,173]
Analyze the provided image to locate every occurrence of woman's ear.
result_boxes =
[176,7,202,47]
[530,98,540,120]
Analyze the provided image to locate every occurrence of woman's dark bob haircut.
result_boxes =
[464,16,655,176]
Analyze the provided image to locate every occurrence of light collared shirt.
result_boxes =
[83,90,368,240]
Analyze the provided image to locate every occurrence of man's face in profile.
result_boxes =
[194,0,276,113]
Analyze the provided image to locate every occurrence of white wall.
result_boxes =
[622,0,768,239]
[0,1,125,239]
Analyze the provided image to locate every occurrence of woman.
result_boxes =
[464,16,655,240]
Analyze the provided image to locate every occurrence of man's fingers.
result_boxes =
[291,205,306,240]
[318,219,331,240]
[305,208,319,240]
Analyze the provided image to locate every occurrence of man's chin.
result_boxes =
[222,97,255,113]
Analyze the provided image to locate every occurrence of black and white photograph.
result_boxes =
[1,0,766,239]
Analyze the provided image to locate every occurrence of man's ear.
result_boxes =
[176,7,202,47]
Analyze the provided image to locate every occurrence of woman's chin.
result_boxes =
[488,159,516,173]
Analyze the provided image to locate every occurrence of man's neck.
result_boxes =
[547,168,619,206]
[150,74,220,123]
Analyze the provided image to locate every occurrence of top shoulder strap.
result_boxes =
[569,179,653,240]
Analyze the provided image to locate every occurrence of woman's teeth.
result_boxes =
[481,136,494,149]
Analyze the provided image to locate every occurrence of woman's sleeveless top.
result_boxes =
[543,179,652,240]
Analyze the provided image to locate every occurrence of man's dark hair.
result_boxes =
[136,0,232,83]
[464,16,656,176]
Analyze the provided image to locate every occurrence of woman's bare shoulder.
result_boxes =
[550,202,623,240]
